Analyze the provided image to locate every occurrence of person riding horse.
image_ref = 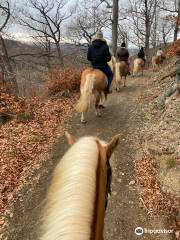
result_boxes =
[137,47,146,64]
[116,42,131,75]
[87,30,113,94]
[156,48,165,63]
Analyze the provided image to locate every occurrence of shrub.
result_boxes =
[17,111,34,122]
[46,67,82,95]
[165,156,176,169]
[166,39,180,58]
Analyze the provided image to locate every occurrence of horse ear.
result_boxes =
[106,134,120,159]
[65,131,76,145]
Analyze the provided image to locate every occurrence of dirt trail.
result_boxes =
[6,73,173,240]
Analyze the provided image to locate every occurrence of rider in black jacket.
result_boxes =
[137,47,146,63]
[87,30,113,93]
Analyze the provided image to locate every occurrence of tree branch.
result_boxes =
[0,1,11,32]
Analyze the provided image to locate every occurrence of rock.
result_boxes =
[129,180,136,185]
[0,113,13,125]
[117,178,122,183]
[176,210,180,221]
[112,191,117,196]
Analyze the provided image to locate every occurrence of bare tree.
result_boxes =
[0,0,11,32]
[117,25,128,46]
[19,0,73,67]
[100,0,120,55]
[162,22,173,45]
[67,0,111,45]
[32,29,53,69]
[127,0,160,54]
[0,0,18,95]
[159,0,180,41]
[112,0,119,55]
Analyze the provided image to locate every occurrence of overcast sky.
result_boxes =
[5,0,129,42]
[5,0,76,41]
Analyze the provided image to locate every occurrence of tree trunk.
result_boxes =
[55,41,64,68]
[144,0,150,53]
[112,0,119,56]
[145,25,150,57]
[174,0,180,41]
[0,35,18,95]
[45,37,51,70]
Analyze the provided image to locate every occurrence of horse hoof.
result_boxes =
[81,120,87,124]
[99,104,105,109]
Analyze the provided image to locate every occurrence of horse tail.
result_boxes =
[152,56,156,70]
[115,62,121,82]
[133,59,141,74]
[75,74,95,113]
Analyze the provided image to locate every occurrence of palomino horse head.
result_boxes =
[40,132,120,240]
[75,68,108,123]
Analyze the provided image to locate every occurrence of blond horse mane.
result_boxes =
[40,137,104,240]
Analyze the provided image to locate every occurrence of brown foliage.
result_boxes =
[166,39,180,58]
[0,89,26,116]
[46,67,82,95]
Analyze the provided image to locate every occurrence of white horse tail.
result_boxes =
[75,74,95,113]
[115,62,121,82]
[133,58,143,74]
[152,56,156,71]
[133,59,139,74]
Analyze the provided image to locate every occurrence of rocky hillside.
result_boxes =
[137,55,180,238]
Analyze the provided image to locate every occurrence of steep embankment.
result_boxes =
[135,57,180,238]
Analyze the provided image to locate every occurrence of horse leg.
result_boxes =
[116,81,119,92]
[116,81,119,91]
[95,93,101,117]
[124,76,126,87]
[81,112,86,124]
[99,93,105,109]
[116,76,121,92]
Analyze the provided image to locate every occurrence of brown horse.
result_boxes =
[133,58,145,76]
[40,132,120,240]
[115,61,129,91]
[75,68,108,123]
[152,55,166,71]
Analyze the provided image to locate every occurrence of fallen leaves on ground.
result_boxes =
[135,155,177,215]
[0,77,79,228]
